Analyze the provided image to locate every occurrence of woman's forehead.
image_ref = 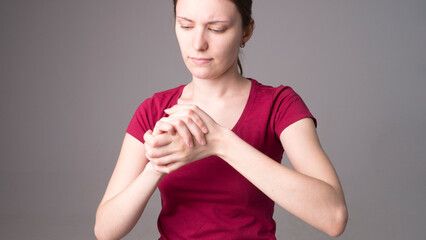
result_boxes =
[176,0,239,23]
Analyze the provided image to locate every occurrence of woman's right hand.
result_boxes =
[144,105,222,173]
[152,107,209,148]
[143,127,211,174]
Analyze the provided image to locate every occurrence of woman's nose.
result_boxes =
[193,28,208,51]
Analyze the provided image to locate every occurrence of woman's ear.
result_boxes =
[241,19,255,45]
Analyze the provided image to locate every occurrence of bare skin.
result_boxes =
[94,0,347,239]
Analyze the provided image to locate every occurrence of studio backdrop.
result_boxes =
[1,0,425,239]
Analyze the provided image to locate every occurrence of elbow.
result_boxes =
[325,204,348,237]
[94,222,107,240]
[94,211,112,240]
[94,210,104,240]
[94,210,129,240]
[94,223,116,240]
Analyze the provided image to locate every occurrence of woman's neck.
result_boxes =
[185,72,250,102]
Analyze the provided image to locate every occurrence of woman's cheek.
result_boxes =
[226,33,242,54]
[219,38,240,62]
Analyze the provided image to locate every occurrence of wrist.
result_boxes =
[142,162,166,179]
[212,127,234,159]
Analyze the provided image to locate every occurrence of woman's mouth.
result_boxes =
[190,57,213,65]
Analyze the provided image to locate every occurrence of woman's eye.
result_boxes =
[210,28,226,33]
[181,26,193,30]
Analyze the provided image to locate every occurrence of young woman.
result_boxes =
[95,0,348,239]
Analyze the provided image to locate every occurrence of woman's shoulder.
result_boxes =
[250,78,299,99]
[250,78,317,130]
[133,84,186,115]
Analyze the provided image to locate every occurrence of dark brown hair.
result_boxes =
[173,0,253,75]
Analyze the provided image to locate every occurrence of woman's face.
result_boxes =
[175,0,244,80]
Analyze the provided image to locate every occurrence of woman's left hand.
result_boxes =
[145,104,226,173]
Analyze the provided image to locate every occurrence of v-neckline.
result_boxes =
[170,78,257,133]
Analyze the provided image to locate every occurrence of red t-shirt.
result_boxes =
[126,79,316,240]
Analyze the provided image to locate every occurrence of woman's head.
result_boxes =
[173,0,254,78]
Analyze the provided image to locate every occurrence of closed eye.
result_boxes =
[209,28,226,33]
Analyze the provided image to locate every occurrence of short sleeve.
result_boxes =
[125,86,183,143]
[126,98,155,143]
[274,86,317,137]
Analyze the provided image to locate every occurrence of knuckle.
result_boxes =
[177,144,186,152]
[183,116,191,122]
[196,134,204,141]
[144,139,153,147]
[165,126,173,132]
[164,116,173,121]
[183,117,192,125]
[143,131,150,139]
[176,119,184,127]
[148,150,158,158]
[186,109,194,116]
[195,119,204,128]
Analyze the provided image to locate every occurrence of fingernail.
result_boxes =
[200,139,206,145]
[202,127,208,133]
[188,142,193,148]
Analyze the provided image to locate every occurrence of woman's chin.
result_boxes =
[189,69,220,80]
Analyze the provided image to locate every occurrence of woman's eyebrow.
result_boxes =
[176,16,230,24]
[176,16,193,22]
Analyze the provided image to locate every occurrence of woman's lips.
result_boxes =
[190,57,213,65]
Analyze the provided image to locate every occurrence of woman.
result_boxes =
[95,0,348,239]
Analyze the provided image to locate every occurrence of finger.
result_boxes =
[173,115,206,145]
[149,153,176,166]
[152,161,182,174]
[152,163,172,174]
[168,109,208,135]
[146,147,173,159]
[150,133,173,147]
[165,105,209,133]
[150,162,170,174]
[166,107,208,134]
[143,130,153,143]
[164,104,198,113]
[153,119,176,136]
[144,130,172,148]
[171,118,194,148]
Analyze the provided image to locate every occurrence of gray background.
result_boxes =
[1,0,425,239]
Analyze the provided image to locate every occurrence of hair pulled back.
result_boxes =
[172,0,253,75]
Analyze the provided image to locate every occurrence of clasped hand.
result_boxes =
[143,105,223,174]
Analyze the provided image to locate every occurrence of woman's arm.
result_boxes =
[94,134,164,240]
[152,105,348,237]
[217,118,348,237]
[95,109,209,239]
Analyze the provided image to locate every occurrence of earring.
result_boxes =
[240,42,246,48]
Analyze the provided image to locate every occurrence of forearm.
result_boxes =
[95,166,164,240]
[217,130,347,237]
